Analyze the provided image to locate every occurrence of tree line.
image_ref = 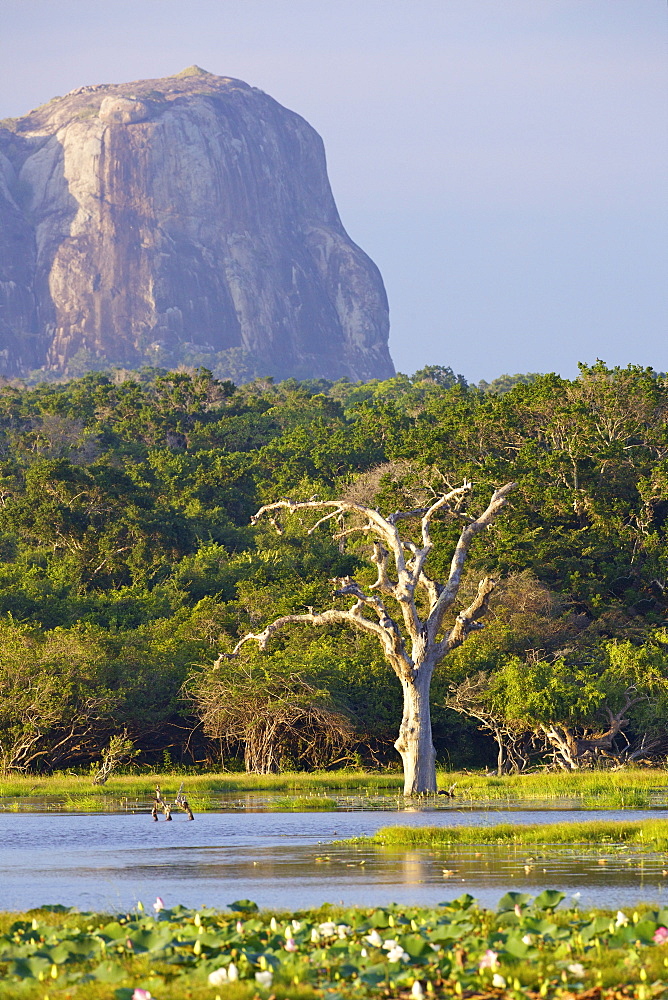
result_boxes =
[1,360,667,774]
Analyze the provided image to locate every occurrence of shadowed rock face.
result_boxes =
[0,67,394,380]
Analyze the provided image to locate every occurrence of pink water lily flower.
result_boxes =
[479,949,499,970]
[654,926,668,944]
[132,990,153,1000]
[285,937,298,952]
[153,897,165,912]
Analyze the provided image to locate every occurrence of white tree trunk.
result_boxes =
[235,485,515,796]
[394,665,437,795]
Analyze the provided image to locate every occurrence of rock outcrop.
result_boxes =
[0,67,394,381]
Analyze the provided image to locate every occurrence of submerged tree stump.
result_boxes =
[151,783,194,821]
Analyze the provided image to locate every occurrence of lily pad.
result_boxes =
[228,899,259,913]
[533,890,566,910]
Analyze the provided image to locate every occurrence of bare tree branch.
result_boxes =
[230,607,407,676]
[234,482,516,793]
[442,576,496,652]
[429,482,516,637]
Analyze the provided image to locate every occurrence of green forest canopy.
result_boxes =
[1,360,668,774]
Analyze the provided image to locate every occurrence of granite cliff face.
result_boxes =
[0,67,394,381]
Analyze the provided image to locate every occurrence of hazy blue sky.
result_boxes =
[2,0,667,382]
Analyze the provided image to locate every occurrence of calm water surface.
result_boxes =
[2,807,668,913]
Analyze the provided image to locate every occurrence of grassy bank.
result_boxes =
[0,770,404,810]
[356,817,668,851]
[1,767,667,812]
[2,894,668,998]
[443,768,668,809]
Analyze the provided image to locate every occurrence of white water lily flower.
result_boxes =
[382,938,398,951]
[311,927,320,943]
[208,967,228,986]
[292,919,301,931]
[236,920,244,933]
[522,934,533,945]
[318,921,337,936]
[411,981,425,998]
[364,929,383,948]
[337,924,350,938]
[227,962,239,981]
[256,970,273,988]
[270,917,278,932]
[616,910,629,927]
[492,973,507,989]
[360,948,368,957]
[386,945,409,963]
[567,963,585,979]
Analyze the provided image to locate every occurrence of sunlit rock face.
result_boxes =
[0,67,394,380]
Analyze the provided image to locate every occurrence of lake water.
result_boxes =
[2,806,668,914]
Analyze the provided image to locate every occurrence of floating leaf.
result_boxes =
[88,961,128,983]
[533,890,566,911]
[503,934,532,958]
[8,955,52,980]
[99,921,129,941]
[497,892,532,912]
[228,899,259,913]
[399,934,432,960]
[126,928,173,953]
[366,909,392,928]
[359,964,387,986]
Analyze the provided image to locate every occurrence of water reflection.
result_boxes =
[4,790,668,814]
[2,809,668,914]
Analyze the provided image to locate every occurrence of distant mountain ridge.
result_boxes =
[0,67,394,381]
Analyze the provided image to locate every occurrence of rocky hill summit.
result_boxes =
[0,67,393,381]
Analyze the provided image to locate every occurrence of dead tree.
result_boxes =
[540,688,646,769]
[447,671,537,776]
[190,671,355,774]
[91,730,137,785]
[152,783,194,821]
[226,481,515,795]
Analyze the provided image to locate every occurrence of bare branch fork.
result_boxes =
[230,481,516,795]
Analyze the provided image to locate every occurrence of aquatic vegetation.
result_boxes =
[359,817,668,850]
[2,893,668,998]
[437,767,668,805]
[269,796,338,811]
[0,769,404,807]
[4,766,668,815]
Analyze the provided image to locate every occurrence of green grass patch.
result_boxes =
[2,895,668,997]
[268,795,338,811]
[436,767,668,805]
[358,817,668,850]
[0,769,403,804]
[2,766,667,813]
